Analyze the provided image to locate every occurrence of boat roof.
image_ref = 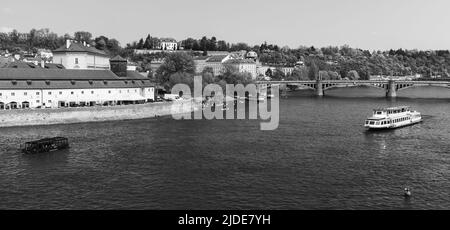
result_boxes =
[374,106,410,111]
[25,137,68,144]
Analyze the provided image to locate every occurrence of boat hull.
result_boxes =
[365,119,422,130]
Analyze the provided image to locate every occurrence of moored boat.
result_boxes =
[21,137,70,154]
[364,106,422,129]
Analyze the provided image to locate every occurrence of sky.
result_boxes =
[1,0,450,51]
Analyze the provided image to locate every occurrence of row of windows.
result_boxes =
[0,89,152,97]
[366,117,410,126]
[393,117,409,123]
[379,117,410,125]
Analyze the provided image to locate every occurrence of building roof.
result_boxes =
[224,59,256,64]
[206,51,230,56]
[206,55,230,63]
[246,51,258,58]
[193,56,209,61]
[6,62,40,69]
[44,63,65,69]
[53,42,108,56]
[0,68,149,80]
[0,69,154,90]
[160,38,177,43]
[0,79,154,90]
[110,55,127,62]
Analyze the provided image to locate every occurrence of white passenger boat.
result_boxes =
[364,106,422,129]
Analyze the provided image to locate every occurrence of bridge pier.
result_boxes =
[315,80,324,96]
[386,80,397,98]
[280,84,288,98]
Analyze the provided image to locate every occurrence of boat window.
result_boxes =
[376,111,382,115]
[369,121,375,125]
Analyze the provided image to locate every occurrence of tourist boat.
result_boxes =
[21,137,70,154]
[364,106,422,129]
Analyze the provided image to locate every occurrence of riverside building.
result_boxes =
[0,56,155,110]
[53,40,110,70]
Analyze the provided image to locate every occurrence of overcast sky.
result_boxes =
[1,0,450,50]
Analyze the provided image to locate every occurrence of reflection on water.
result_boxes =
[0,87,449,209]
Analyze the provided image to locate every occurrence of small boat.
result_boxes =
[21,137,70,154]
[364,106,422,130]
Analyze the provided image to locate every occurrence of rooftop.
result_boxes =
[0,68,154,90]
[53,41,108,57]
[110,55,127,62]
[0,68,148,80]
[224,59,256,64]
[206,55,230,63]
[374,106,410,111]
[160,38,177,43]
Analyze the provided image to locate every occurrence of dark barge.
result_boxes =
[21,137,69,154]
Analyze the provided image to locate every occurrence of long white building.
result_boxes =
[0,65,155,110]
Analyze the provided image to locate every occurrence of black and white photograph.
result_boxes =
[0,0,449,222]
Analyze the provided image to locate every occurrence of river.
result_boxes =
[0,86,449,209]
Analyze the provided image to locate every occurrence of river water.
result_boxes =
[0,87,449,209]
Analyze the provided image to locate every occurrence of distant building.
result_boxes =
[194,54,257,79]
[53,40,110,70]
[206,51,230,56]
[127,61,138,71]
[295,61,305,67]
[196,54,234,76]
[157,38,178,50]
[245,51,258,61]
[224,59,257,79]
[257,65,295,77]
[37,49,53,60]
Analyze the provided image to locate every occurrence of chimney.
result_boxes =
[66,39,71,49]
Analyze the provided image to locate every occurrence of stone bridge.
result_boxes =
[256,80,450,98]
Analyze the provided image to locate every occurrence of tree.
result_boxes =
[94,36,108,50]
[272,68,285,80]
[308,61,319,80]
[155,52,195,90]
[347,70,360,80]
[106,39,121,55]
[265,68,273,77]
[143,34,152,49]
[290,67,309,80]
[167,72,194,90]
[217,40,228,51]
[137,38,144,49]
[74,31,92,42]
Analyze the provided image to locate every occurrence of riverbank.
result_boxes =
[0,100,200,128]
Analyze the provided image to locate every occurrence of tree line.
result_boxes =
[0,28,123,56]
[2,28,450,80]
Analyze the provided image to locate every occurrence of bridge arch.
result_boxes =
[323,82,387,91]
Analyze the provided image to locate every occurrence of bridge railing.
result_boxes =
[256,80,450,84]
